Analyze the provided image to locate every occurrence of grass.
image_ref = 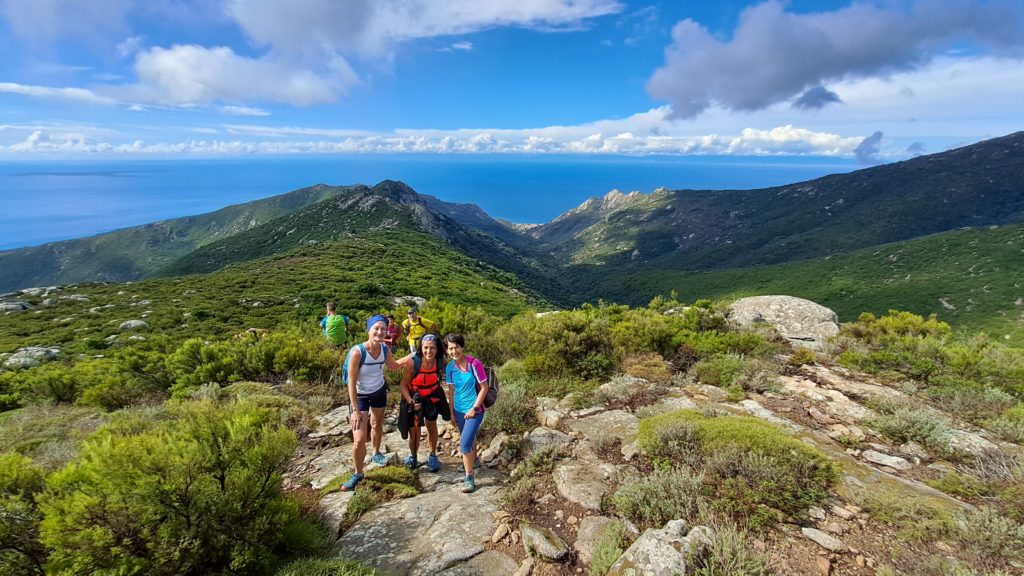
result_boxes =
[275,557,379,576]
[589,520,632,576]
[320,466,420,532]
[855,485,957,542]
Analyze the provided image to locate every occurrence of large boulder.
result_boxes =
[729,295,839,350]
[119,320,149,331]
[0,301,33,313]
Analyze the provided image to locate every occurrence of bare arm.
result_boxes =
[399,361,415,405]
[347,348,361,408]
[384,346,404,371]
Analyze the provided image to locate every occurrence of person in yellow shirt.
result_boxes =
[402,307,436,353]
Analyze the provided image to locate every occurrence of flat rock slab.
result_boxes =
[319,490,355,533]
[802,527,846,552]
[729,295,839,350]
[800,365,905,401]
[525,427,573,453]
[776,376,875,421]
[337,486,500,575]
[437,550,519,575]
[308,447,353,490]
[553,461,621,511]
[566,410,639,443]
[644,394,700,416]
[862,450,912,471]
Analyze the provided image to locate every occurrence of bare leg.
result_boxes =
[426,420,439,454]
[352,414,369,474]
[369,406,386,455]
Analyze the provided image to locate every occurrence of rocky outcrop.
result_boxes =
[607,520,714,576]
[520,522,570,562]
[3,346,59,369]
[729,295,840,350]
[119,319,149,331]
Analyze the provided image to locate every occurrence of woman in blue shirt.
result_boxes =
[444,333,489,493]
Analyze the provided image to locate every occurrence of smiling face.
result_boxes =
[445,340,463,360]
[368,321,387,343]
[421,340,437,361]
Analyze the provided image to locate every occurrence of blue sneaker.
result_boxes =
[426,453,441,473]
[339,473,364,492]
[371,452,389,466]
[461,474,476,493]
[404,454,418,470]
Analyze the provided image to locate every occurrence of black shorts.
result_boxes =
[355,385,388,411]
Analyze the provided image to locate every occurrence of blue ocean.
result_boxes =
[0,155,859,250]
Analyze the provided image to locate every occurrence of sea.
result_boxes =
[0,155,860,251]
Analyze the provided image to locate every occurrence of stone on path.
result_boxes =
[607,520,714,576]
[801,527,846,552]
[520,522,570,562]
[308,405,352,439]
[566,410,639,443]
[553,461,621,511]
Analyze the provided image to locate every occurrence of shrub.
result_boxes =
[693,525,770,576]
[589,520,631,576]
[621,352,673,384]
[987,404,1024,444]
[691,354,744,388]
[611,467,704,531]
[19,365,79,404]
[927,382,1016,423]
[787,348,817,367]
[855,485,956,542]
[38,399,310,575]
[593,376,664,409]
[957,507,1024,568]
[637,410,837,528]
[925,471,989,498]
[0,452,47,576]
[866,398,954,455]
[482,382,535,436]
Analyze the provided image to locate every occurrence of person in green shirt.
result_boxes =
[320,302,350,349]
[402,307,436,353]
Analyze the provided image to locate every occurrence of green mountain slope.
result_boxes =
[584,224,1024,344]
[0,183,351,292]
[162,180,569,304]
[533,131,1024,270]
[0,229,545,355]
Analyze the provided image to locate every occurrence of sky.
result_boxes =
[0,0,1022,162]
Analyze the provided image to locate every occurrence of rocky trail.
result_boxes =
[283,357,1022,576]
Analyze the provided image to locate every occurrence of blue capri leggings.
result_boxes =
[453,410,484,455]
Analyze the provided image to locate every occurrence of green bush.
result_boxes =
[693,525,770,576]
[691,354,744,388]
[866,399,954,455]
[589,520,631,576]
[38,399,310,575]
[0,452,47,576]
[928,383,1016,424]
[637,410,837,528]
[987,404,1024,444]
[482,381,535,436]
[957,507,1024,568]
[621,352,673,384]
[611,467,704,531]
[856,485,956,542]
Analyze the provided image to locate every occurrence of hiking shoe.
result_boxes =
[371,452,389,466]
[404,455,418,470]
[461,475,476,493]
[339,473,364,492]
[426,453,441,473]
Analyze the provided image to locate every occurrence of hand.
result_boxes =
[349,410,364,427]
[466,407,477,419]
[413,401,422,411]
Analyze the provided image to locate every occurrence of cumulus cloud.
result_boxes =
[648,0,1024,118]
[121,44,357,106]
[793,85,842,110]
[854,131,883,164]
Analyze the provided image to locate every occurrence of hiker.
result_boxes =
[402,307,436,353]
[320,302,350,349]
[444,333,489,493]
[383,314,403,350]
[340,314,405,491]
[398,334,450,472]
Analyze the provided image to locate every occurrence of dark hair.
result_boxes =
[326,301,336,312]
[443,333,465,348]
[416,335,445,365]
[386,314,394,320]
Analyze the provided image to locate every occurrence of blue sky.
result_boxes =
[1,0,1022,161]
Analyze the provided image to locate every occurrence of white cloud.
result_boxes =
[649,0,1024,118]
[0,82,117,105]
[121,44,358,106]
[218,105,271,117]
[117,35,144,58]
